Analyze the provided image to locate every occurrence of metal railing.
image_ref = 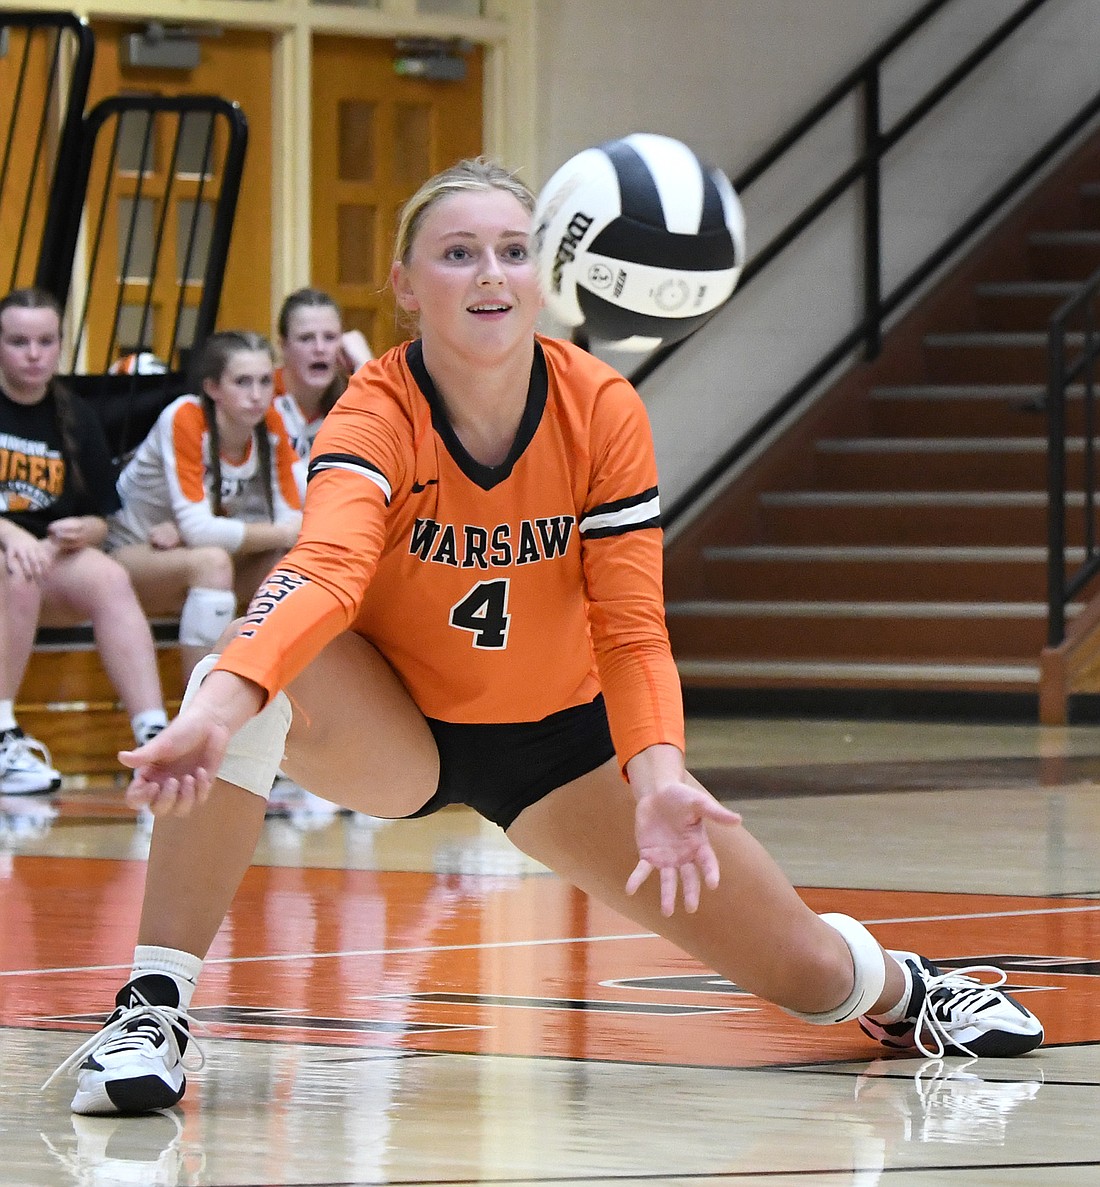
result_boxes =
[648,0,1100,530]
[1047,275,1100,646]
[50,92,249,375]
[45,91,247,459]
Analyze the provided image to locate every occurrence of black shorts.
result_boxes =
[408,694,616,830]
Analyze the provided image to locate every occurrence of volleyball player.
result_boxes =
[50,159,1043,1117]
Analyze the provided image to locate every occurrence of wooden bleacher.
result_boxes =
[21,618,181,777]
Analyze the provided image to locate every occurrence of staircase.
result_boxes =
[664,132,1100,715]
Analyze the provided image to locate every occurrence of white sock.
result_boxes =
[131,944,203,1010]
[178,586,236,649]
[131,709,170,746]
[0,701,16,733]
[867,955,913,1023]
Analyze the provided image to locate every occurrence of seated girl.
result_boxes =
[107,331,303,689]
[272,287,373,468]
[0,287,168,794]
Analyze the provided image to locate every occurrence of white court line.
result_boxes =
[8,902,1100,979]
[0,931,657,978]
[863,904,1100,926]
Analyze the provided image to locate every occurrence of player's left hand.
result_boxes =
[626,784,741,916]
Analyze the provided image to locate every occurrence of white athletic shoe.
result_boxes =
[0,728,61,794]
[859,952,1044,1058]
[45,975,201,1115]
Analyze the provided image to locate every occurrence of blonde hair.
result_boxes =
[393,157,535,264]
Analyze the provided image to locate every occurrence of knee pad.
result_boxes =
[178,587,237,649]
[180,654,291,800]
[784,913,887,1026]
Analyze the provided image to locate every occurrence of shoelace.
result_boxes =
[1,732,55,771]
[41,993,204,1092]
[911,964,1010,1059]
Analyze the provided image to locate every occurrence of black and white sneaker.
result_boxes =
[0,728,62,795]
[859,952,1044,1058]
[44,975,200,1115]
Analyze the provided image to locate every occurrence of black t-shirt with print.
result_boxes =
[0,385,121,538]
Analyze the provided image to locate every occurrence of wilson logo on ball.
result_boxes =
[549,210,595,295]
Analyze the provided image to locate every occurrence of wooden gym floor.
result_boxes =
[3,713,1100,1185]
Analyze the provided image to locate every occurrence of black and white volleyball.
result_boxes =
[534,132,746,352]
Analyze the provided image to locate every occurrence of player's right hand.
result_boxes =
[120,708,233,816]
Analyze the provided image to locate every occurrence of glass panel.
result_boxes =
[175,304,199,350]
[174,111,216,177]
[393,103,431,186]
[338,205,376,285]
[417,0,483,14]
[118,302,156,353]
[338,101,375,182]
[117,196,157,280]
[177,198,214,283]
[116,109,157,175]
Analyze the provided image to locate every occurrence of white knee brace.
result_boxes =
[178,587,237,649]
[180,654,292,800]
[784,913,887,1025]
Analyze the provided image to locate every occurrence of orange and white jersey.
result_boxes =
[271,392,314,500]
[273,368,326,460]
[217,336,684,768]
[108,394,302,553]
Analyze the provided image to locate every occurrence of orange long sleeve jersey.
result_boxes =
[216,335,685,769]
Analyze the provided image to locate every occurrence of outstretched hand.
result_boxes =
[120,710,233,818]
[625,783,742,916]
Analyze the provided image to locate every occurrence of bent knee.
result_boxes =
[187,546,234,587]
[72,551,142,605]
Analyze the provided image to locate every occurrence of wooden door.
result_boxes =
[311,38,484,355]
[0,16,90,295]
[81,22,273,364]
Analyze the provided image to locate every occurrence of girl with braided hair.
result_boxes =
[0,287,168,793]
[107,330,303,688]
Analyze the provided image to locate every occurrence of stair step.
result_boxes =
[975,281,1079,296]
[666,600,1057,662]
[1079,181,1100,226]
[707,544,1056,559]
[676,658,1039,693]
[669,598,1060,616]
[1027,230,1100,281]
[810,436,1088,489]
[679,544,1074,601]
[922,332,1073,383]
[972,281,1088,330]
[756,489,1096,546]
[867,383,1056,435]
